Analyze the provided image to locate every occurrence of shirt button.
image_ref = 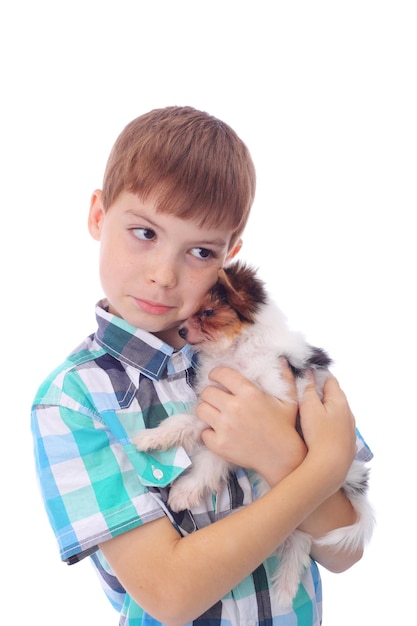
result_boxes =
[152,466,164,480]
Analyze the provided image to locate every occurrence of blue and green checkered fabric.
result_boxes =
[31,300,372,625]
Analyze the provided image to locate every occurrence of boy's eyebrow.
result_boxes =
[125,209,229,248]
[195,238,229,248]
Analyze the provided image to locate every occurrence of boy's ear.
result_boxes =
[88,190,105,241]
[226,238,243,261]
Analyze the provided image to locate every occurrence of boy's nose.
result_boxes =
[148,262,177,288]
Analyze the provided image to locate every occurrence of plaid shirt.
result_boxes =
[31,300,373,626]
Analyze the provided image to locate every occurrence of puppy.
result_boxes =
[133,261,374,609]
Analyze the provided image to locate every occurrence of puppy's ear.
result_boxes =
[217,263,265,323]
[217,268,249,316]
[217,268,235,291]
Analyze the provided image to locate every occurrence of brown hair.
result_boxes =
[102,106,256,242]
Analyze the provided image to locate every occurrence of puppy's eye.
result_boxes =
[201,309,215,318]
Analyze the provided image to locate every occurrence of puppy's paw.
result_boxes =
[272,530,312,610]
[272,570,303,611]
[133,429,169,452]
[274,589,297,612]
[168,475,207,511]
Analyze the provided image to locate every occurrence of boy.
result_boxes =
[31,106,372,625]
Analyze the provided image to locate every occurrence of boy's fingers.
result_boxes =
[278,357,297,403]
[303,370,341,398]
[299,370,322,408]
[321,375,350,410]
[302,372,355,423]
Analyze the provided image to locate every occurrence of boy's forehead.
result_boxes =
[169,216,236,248]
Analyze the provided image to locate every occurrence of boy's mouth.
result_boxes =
[133,297,175,316]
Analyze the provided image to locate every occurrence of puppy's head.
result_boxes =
[179,261,267,351]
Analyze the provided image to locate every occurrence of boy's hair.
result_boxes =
[102,106,256,244]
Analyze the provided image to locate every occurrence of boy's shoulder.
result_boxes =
[32,332,108,408]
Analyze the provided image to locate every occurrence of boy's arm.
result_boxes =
[99,372,357,626]
[298,490,362,571]
[200,365,364,573]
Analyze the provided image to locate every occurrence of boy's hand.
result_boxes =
[299,372,357,486]
[197,363,307,485]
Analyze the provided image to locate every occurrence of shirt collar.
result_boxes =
[94,299,197,381]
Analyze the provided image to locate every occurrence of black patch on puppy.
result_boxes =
[286,346,332,378]
[307,346,333,369]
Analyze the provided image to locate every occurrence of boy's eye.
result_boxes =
[190,247,213,260]
[132,227,156,241]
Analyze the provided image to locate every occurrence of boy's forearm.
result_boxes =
[298,488,363,572]
[100,452,347,625]
[264,446,363,574]
[298,488,357,538]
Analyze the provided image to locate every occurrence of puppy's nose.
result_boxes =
[178,327,187,339]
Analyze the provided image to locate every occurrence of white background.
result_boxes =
[1,1,416,624]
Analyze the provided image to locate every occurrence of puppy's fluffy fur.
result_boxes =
[134,261,374,609]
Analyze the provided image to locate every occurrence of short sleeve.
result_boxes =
[31,392,190,563]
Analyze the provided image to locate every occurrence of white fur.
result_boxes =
[133,296,374,610]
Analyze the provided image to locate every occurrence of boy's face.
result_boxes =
[88,191,240,348]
